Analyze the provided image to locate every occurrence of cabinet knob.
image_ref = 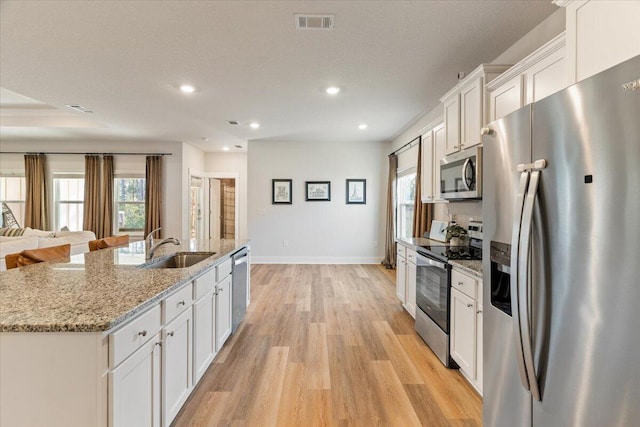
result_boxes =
[453,145,459,149]
[167,331,174,337]
[178,300,186,306]
[481,127,493,136]
[467,303,473,308]
[155,341,162,347]
[477,310,483,314]
[138,330,147,337]
[458,282,464,287]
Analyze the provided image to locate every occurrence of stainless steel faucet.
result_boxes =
[145,227,180,260]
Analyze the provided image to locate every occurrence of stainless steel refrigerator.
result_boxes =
[482,55,640,427]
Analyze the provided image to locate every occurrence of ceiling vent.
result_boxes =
[295,14,335,30]
[234,145,243,149]
[65,104,93,113]
[227,120,239,125]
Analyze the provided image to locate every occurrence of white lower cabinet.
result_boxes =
[162,308,193,427]
[405,251,417,318]
[215,275,232,351]
[109,333,161,427]
[450,268,483,394]
[193,288,216,383]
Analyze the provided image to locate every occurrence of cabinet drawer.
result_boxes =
[216,259,232,283]
[452,269,477,299]
[110,304,161,368]
[163,283,193,323]
[396,245,406,259]
[406,249,417,264]
[194,268,216,301]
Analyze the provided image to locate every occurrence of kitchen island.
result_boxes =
[0,238,249,427]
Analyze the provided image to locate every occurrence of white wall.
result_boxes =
[0,140,183,238]
[247,140,388,263]
[203,152,248,242]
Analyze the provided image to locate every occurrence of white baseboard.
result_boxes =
[251,256,382,265]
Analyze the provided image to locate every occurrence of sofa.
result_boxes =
[0,228,96,271]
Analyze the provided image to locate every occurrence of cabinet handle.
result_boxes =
[477,310,483,314]
[458,282,464,287]
[178,300,186,306]
[138,330,147,337]
[467,303,473,308]
[167,331,174,337]
[155,341,162,347]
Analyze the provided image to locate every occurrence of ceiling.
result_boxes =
[0,1,558,152]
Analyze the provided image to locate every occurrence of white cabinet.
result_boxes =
[450,268,483,394]
[396,245,406,303]
[420,121,446,203]
[487,33,567,122]
[432,123,446,201]
[420,130,434,202]
[558,0,640,84]
[405,250,417,318]
[441,64,510,153]
[193,288,216,383]
[109,333,161,427]
[215,275,232,351]
[162,308,193,427]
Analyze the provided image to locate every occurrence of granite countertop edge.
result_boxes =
[449,260,483,279]
[0,239,249,333]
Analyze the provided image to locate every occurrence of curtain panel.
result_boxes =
[23,154,50,230]
[412,140,432,238]
[382,154,398,269]
[82,155,101,235]
[99,155,114,239]
[145,155,163,238]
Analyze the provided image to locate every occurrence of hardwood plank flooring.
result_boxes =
[173,264,482,427]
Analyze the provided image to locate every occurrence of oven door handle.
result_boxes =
[417,254,446,269]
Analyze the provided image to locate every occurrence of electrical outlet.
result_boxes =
[283,240,289,247]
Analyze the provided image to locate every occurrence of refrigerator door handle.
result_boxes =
[519,167,544,401]
[510,169,531,391]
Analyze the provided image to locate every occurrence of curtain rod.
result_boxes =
[0,151,172,156]
[389,135,420,157]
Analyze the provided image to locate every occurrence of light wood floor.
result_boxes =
[173,264,482,427]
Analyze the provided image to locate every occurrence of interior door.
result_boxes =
[209,179,221,240]
[189,177,204,241]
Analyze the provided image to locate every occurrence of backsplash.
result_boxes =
[433,201,482,229]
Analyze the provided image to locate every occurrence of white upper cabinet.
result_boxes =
[420,131,434,203]
[487,33,566,122]
[419,120,446,204]
[441,64,511,153]
[432,123,446,201]
[556,0,640,84]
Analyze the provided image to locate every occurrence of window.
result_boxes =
[397,168,416,239]
[114,176,145,234]
[54,176,84,231]
[0,175,26,227]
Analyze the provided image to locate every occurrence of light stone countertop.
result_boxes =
[449,260,483,279]
[396,236,449,251]
[0,239,248,333]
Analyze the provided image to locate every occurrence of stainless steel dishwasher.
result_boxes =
[231,247,249,333]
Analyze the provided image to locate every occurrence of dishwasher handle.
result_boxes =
[234,255,248,266]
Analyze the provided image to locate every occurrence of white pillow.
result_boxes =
[54,230,96,240]
[23,227,55,237]
[0,236,39,258]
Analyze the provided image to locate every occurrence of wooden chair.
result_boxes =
[5,243,71,270]
[88,234,130,251]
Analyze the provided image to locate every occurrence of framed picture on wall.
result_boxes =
[346,179,366,204]
[272,179,292,204]
[305,181,331,201]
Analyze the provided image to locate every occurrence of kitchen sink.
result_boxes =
[140,252,216,269]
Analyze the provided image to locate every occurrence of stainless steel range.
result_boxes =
[415,223,482,367]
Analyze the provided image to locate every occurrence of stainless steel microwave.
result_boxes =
[439,146,482,200]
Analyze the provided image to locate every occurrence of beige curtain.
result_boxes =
[99,155,114,239]
[145,155,163,238]
[382,154,398,269]
[83,155,101,234]
[24,154,50,230]
[412,139,433,238]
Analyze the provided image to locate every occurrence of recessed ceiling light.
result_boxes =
[222,146,230,151]
[358,124,368,130]
[250,122,260,129]
[180,84,195,94]
[326,86,340,95]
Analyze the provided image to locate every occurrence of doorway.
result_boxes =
[189,172,238,241]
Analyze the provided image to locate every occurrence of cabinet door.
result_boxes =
[489,75,524,122]
[443,95,460,155]
[525,47,565,104]
[459,77,483,149]
[396,256,406,303]
[420,131,434,203]
[476,304,483,396]
[405,260,417,319]
[193,289,216,384]
[162,309,193,427]
[450,288,476,379]
[109,334,161,427]
[215,275,232,351]
[432,123,446,200]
